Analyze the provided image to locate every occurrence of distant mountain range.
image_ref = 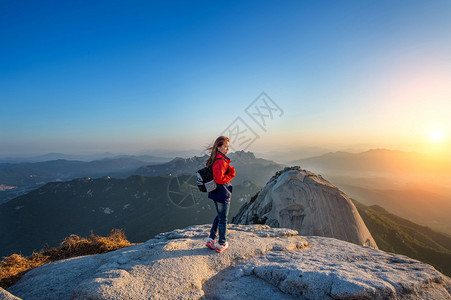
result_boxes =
[334,182,451,236]
[3,148,443,195]
[0,157,172,204]
[354,200,451,277]
[135,151,284,187]
[0,153,173,163]
[0,158,151,183]
[292,148,450,175]
[0,174,260,258]
[288,148,451,236]
[253,146,331,163]
[0,151,283,205]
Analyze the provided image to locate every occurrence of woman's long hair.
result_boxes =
[206,136,229,167]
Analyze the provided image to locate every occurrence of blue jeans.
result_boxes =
[209,201,230,245]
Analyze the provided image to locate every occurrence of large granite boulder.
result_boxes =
[233,166,378,248]
[6,224,451,299]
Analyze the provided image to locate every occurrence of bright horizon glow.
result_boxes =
[431,131,442,143]
[1,1,450,159]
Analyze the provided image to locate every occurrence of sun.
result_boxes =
[431,131,442,143]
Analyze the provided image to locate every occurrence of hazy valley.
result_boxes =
[293,149,451,235]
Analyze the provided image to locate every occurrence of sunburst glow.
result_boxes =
[431,131,442,143]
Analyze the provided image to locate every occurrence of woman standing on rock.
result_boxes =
[205,136,235,252]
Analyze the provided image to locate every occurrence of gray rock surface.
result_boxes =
[0,288,20,300]
[233,166,378,248]
[7,225,450,299]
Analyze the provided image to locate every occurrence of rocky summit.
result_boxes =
[5,224,451,299]
[233,166,378,248]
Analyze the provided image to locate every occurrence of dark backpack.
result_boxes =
[196,157,225,192]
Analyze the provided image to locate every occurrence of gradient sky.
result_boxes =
[1,0,450,157]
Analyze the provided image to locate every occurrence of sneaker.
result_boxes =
[206,238,215,249]
[216,242,229,253]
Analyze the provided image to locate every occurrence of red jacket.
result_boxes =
[212,153,235,184]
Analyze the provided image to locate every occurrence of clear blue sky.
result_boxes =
[1,0,450,157]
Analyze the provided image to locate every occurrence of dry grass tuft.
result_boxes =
[0,253,50,290]
[0,229,131,289]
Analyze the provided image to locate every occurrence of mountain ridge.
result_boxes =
[354,201,451,277]
[291,148,450,175]
[134,150,284,186]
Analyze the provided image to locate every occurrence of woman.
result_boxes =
[205,136,235,253]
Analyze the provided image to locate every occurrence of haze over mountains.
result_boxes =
[293,148,451,176]
[354,201,451,277]
[0,152,175,164]
[135,151,283,187]
[285,149,451,235]
[0,157,170,204]
[0,151,282,204]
